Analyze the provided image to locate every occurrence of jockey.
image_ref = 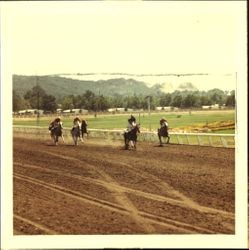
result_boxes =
[124,115,140,149]
[126,115,137,132]
[159,117,168,128]
[49,116,63,131]
[72,116,83,141]
[73,116,81,128]
[81,119,88,140]
[158,117,170,145]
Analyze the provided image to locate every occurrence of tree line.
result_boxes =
[13,85,235,113]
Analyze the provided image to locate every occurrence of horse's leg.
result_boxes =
[55,135,58,145]
[61,134,65,143]
[158,129,163,145]
[167,135,170,144]
[124,133,126,144]
[124,133,128,149]
[125,138,129,150]
[71,130,76,146]
[134,140,137,149]
[81,131,84,142]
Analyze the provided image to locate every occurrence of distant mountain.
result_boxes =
[155,82,175,93]
[12,75,164,99]
[12,74,206,100]
[177,82,198,91]
[57,73,235,92]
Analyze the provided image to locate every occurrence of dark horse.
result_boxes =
[49,124,64,145]
[158,125,170,146]
[124,124,140,150]
[71,126,81,146]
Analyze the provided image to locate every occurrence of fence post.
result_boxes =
[186,134,190,145]
[197,135,202,145]
[220,137,228,148]
[176,135,182,144]
[208,136,213,147]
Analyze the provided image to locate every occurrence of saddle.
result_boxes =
[158,126,168,137]
[125,126,139,141]
[71,126,81,137]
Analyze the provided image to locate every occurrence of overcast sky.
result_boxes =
[1,1,246,76]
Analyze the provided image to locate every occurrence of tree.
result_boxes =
[225,90,236,107]
[171,93,183,108]
[42,94,57,112]
[207,89,225,105]
[24,85,47,109]
[183,94,197,108]
[97,95,110,111]
[13,90,30,111]
[200,95,212,106]
[159,93,172,107]
[83,90,96,110]
[61,95,74,110]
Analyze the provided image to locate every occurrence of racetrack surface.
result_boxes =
[13,137,235,235]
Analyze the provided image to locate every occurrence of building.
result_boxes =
[163,106,172,111]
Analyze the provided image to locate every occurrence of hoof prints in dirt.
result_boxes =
[13,137,235,234]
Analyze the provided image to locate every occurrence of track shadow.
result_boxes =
[45,143,77,147]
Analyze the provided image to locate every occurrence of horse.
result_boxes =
[124,124,140,150]
[71,126,81,146]
[81,120,88,141]
[158,125,170,146]
[50,124,64,145]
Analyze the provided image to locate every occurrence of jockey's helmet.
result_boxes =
[55,117,61,122]
[160,117,166,124]
[130,115,136,122]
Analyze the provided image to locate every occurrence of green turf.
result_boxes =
[13,111,235,133]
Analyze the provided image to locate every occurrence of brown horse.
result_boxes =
[50,123,64,145]
[124,124,140,150]
[71,126,81,146]
[158,125,170,146]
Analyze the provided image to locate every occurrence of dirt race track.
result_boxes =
[13,136,235,235]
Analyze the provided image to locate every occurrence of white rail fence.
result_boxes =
[13,125,235,148]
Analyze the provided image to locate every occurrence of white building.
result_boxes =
[107,108,116,112]
[163,106,172,111]
[18,109,44,115]
[116,107,125,112]
[202,105,211,110]
[62,109,72,113]
[211,104,220,109]
[72,109,81,114]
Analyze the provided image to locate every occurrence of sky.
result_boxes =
[1,1,245,79]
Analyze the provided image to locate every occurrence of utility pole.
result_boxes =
[36,75,40,127]
[145,95,151,131]
[235,72,237,126]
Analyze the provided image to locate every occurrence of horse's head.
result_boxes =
[131,123,140,134]
[136,123,141,133]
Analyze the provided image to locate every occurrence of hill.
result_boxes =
[13,75,163,99]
